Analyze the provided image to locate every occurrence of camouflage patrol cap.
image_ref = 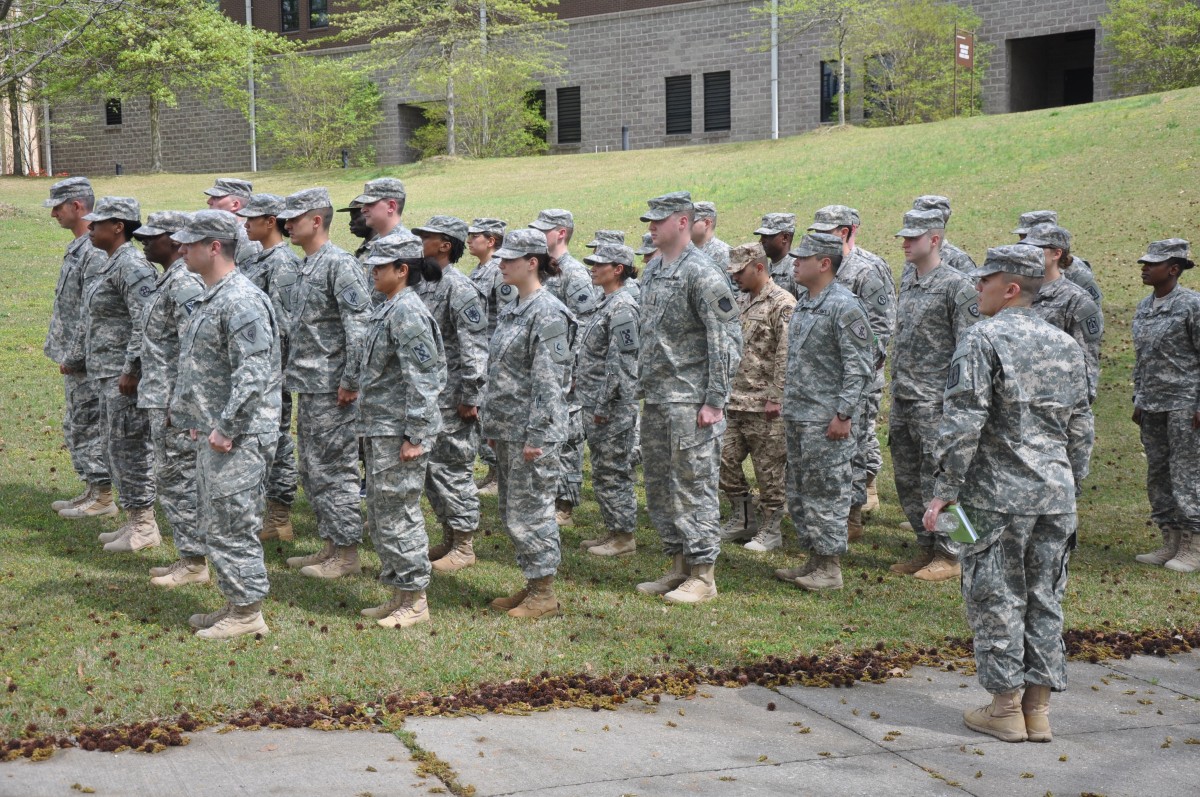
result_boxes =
[693,201,717,221]
[754,212,796,236]
[276,187,333,220]
[529,208,575,231]
[352,177,406,205]
[586,230,625,249]
[171,209,242,244]
[583,244,634,268]
[1022,223,1072,252]
[43,176,94,208]
[895,209,946,238]
[971,244,1046,279]
[336,200,362,213]
[135,210,191,238]
[1012,210,1058,236]
[912,195,952,222]
[726,242,767,274]
[789,232,844,259]
[83,196,140,223]
[413,215,468,244]
[363,232,424,266]
[808,205,857,232]
[1138,238,1191,264]
[494,228,549,259]
[203,177,253,200]
[639,191,693,222]
[236,193,285,219]
[468,218,507,236]
[634,232,656,256]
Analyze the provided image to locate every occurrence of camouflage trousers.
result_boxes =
[266,389,298,505]
[784,420,855,556]
[583,404,639,535]
[850,376,885,506]
[555,405,584,507]
[1140,409,1200,534]
[426,409,481,535]
[719,410,787,512]
[96,376,155,509]
[296,392,362,547]
[890,398,961,558]
[63,371,109,485]
[494,439,562,579]
[148,409,203,559]
[960,505,1076,694]
[364,436,431,591]
[478,437,497,467]
[641,403,723,565]
[197,432,276,606]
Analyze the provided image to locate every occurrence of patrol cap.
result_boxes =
[413,215,468,244]
[83,196,140,223]
[529,208,575,230]
[586,230,625,249]
[693,201,717,221]
[494,228,549,259]
[970,244,1046,279]
[352,177,406,205]
[639,191,693,222]
[789,232,844,259]
[912,194,952,222]
[754,212,796,236]
[1012,210,1058,236]
[236,193,285,219]
[276,187,333,220]
[171,209,242,244]
[1022,223,1072,252]
[895,209,946,238]
[808,205,857,232]
[336,200,362,213]
[583,244,634,268]
[468,218,507,236]
[134,210,191,238]
[43,176,93,208]
[363,232,424,266]
[634,232,656,255]
[726,242,767,274]
[203,177,253,200]
[1138,238,1191,264]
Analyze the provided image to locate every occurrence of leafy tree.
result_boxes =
[0,0,127,91]
[1102,0,1200,94]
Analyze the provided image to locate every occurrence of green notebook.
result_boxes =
[948,505,979,544]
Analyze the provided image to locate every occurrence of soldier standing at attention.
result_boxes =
[926,244,1093,743]
[357,235,447,629]
[277,188,372,579]
[467,218,510,496]
[1130,239,1200,573]
[203,178,261,269]
[45,178,112,519]
[755,213,797,296]
[889,209,981,581]
[171,210,282,640]
[337,202,372,258]
[352,178,410,303]
[1013,210,1103,305]
[634,191,741,605]
[635,232,657,264]
[911,195,976,273]
[587,231,641,301]
[691,202,731,272]
[482,229,576,618]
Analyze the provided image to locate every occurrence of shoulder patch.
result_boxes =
[333,265,370,311]
[1079,311,1103,342]
[174,282,204,317]
[451,284,488,333]
[702,281,739,322]
[497,282,518,304]
[839,307,872,347]
[408,333,439,371]
[611,308,640,354]
[540,315,573,365]
[944,352,972,397]
[230,307,271,356]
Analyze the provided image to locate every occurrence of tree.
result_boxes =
[1102,0,1200,94]
[0,0,126,91]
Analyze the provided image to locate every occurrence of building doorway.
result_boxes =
[1007,29,1096,112]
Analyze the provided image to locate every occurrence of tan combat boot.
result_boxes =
[589,532,636,557]
[1021,684,1052,742]
[361,587,406,620]
[260,500,294,542]
[890,546,934,575]
[1136,526,1181,566]
[475,466,498,495]
[286,538,334,569]
[795,555,843,592]
[188,601,232,629]
[378,590,431,629]
[580,532,612,550]
[745,509,783,552]
[863,475,880,514]
[490,584,528,611]
[427,528,455,562]
[555,499,574,527]
[636,554,688,595]
[664,563,717,604]
[60,485,118,519]
[507,576,562,619]
[847,505,865,543]
[964,690,1027,742]
[196,601,269,640]
[775,558,815,583]
[432,532,476,572]
[914,552,961,582]
[52,484,93,512]
[719,494,757,543]
[98,519,131,544]
[299,544,361,579]
[103,507,161,552]
[149,556,208,588]
[1164,530,1200,573]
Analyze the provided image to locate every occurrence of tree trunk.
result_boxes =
[8,82,23,175]
[149,95,164,172]
[446,47,456,157]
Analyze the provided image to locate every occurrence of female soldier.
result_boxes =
[576,244,641,556]
[1132,239,1200,573]
[358,234,447,628]
[482,229,576,618]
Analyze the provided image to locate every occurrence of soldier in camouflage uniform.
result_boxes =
[576,243,641,557]
[352,178,410,304]
[927,243,1093,743]
[911,195,976,273]
[1012,210,1103,305]
[755,213,797,296]
[889,209,981,580]
[171,210,282,640]
[467,218,510,495]
[692,202,731,272]
[1131,239,1200,573]
[336,201,372,258]
[203,178,261,270]
[413,216,489,573]
[358,235,448,629]
[131,211,208,586]
[587,230,641,301]
[276,188,372,579]
[635,191,742,605]
[482,229,577,618]
[630,232,657,467]
[44,178,112,518]
[718,243,795,553]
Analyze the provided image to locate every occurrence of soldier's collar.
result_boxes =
[508,287,544,315]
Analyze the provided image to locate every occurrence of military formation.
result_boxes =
[42,174,1199,744]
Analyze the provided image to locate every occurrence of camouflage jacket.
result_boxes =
[72,242,158,378]
[416,265,488,408]
[1032,276,1104,404]
[469,256,516,338]
[701,237,731,272]
[783,281,874,422]
[545,251,599,319]
[575,285,640,421]
[359,224,411,305]
[940,240,976,273]
[892,263,981,403]
[837,245,897,372]
[728,280,796,412]
[234,223,263,271]
[135,259,204,410]
[769,254,797,297]
[45,234,106,365]
[1132,287,1200,412]
[242,242,301,333]
[934,307,1094,512]
[1064,259,1103,305]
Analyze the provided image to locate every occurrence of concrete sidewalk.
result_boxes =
[3,651,1198,796]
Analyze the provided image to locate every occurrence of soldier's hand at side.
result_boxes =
[1132,407,1143,425]
[826,415,851,441]
[923,499,950,532]
[523,444,543,462]
[764,400,782,420]
[208,429,233,453]
[593,415,608,425]
[400,441,424,462]
[59,364,73,376]
[118,373,139,397]
[190,429,198,441]
[337,387,358,407]
[1193,410,1200,430]
[487,438,496,449]
[457,404,479,422]
[697,404,724,428]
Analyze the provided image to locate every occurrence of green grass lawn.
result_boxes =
[1,87,1198,743]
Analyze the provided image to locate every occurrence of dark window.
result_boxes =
[104,99,122,126]
[703,71,731,132]
[556,86,581,144]
[281,0,299,31]
[526,89,548,142]
[820,61,838,123]
[665,75,691,135]
[309,0,328,29]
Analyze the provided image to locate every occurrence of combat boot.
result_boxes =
[149,556,208,588]
[847,505,865,543]
[432,532,476,572]
[964,690,1027,742]
[259,500,293,542]
[299,544,361,579]
[188,601,232,629]
[52,484,93,512]
[286,539,334,569]
[489,584,528,611]
[98,520,131,544]
[427,528,455,562]
[914,552,961,582]
[1021,684,1052,742]
[555,499,574,527]
[719,494,757,543]
[589,532,636,556]
[196,601,269,640]
[636,554,688,595]
[890,546,934,575]
[664,563,717,604]
[775,558,815,583]
[507,576,562,619]
[60,484,117,519]
[745,509,783,552]
[579,532,611,550]
[378,590,430,629]
[361,587,406,620]
[1136,526,1181,566]
[795,555,843,592]
[475,466,498,495]
[863,475,880,514]
[1165,530,1200,573]
[103,507,161,552]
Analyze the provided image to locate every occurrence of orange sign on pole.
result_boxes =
[956,32,975,69]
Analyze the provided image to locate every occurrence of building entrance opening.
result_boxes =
[397,104,429,164]
[1007,29,1095,112]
